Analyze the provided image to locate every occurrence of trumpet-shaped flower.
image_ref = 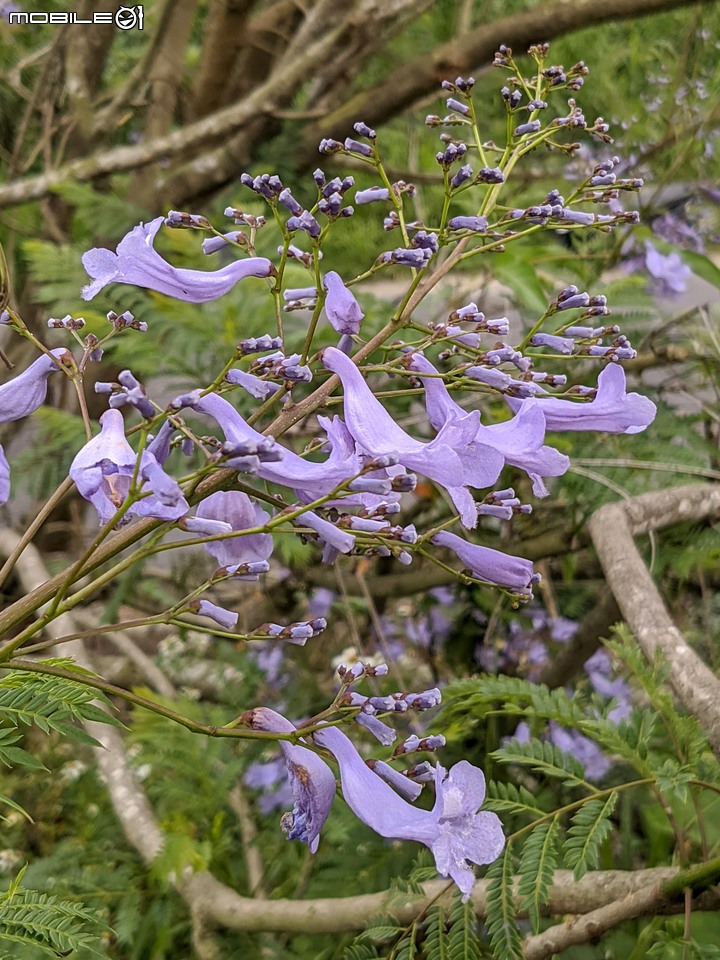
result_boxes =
[314,724,504,899]
[69,409,188,525]
[82,218,274,302]
[194,491,273,569]
[0,348,71,505]
[322,347,496,527]
[506,362,656,434]
[243,708,336,853]
[432,529,537,595]
[407,353,568,497]
[0,348,71,423]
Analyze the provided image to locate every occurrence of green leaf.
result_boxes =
[517,818,560,932]
[485,849,522,960]
[424,905,450,960]
[447,895,481,960]
[485,781,548,820]
[491,738,589,789]
[564,792,618,880]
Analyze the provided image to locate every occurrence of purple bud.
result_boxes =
[556,293,591,311]
[278,188,303,215]
[189,599,239,631]
[448,215,488,232]
[446,97,470,116]
[367,760,422,801]
[530,333,575,354]
[355,186,390,204]
[344,138,373,157]
[353,121,376,139]
[514,120,541,137]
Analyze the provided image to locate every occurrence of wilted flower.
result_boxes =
[243,708,336,853]
[82,217,274,302]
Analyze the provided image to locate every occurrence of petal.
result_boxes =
[0,348,69,423]
[0,444,10,505]
[195,491,273,568]
[433,761,487,820]
[314,724,438,845]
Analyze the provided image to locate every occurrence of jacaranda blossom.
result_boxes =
[408,352,569,497]
[243,708,336,853]
[0,348,71,505]
[323,271,364,335]
[322,346,494,527]
[82,218,274,302]
[506,362,656,434]
[194,491,273,569]
[432,529,537,596]
[314,724,504,899]
[69,409,188,525]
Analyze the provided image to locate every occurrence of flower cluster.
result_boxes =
[0,45,659,900]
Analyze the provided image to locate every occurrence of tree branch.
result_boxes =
[588,484,720,757]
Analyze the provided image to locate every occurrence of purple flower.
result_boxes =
[82,218,274,302]
[0,348,70,423]
[322,347,487,527]
[408,352,568,497]
[506,362,656,434]
[194,491,273,570]
[191,599,238,631]
[644,241,691,296]
[243,708,336,853]
[432,530,537,595]
[355,187,390,206]
[548,723,611,781]
[323,271,364,335]
[225,368,282,401]
[314,724,504,899]
[179,392,364,500]
[69,409,188,525]
[0,348,71,505]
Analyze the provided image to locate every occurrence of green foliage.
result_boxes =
[485,849,522,960]
[564,792,618,880]
[517,817,560,932]
[491,738,590,789]
[0,869,106,958]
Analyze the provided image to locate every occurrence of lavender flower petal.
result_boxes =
[82,218,274,302]
[323,271,364,335]
[195,491,273,568]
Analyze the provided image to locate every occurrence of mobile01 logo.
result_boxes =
[8,5,144,29]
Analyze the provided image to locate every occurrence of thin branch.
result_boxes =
[588,484,720,757]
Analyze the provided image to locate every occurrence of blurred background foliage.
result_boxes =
[1,0,720,957]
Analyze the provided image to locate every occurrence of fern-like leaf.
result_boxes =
[485,781,547,820]
[485,849,522,960]
[424,905,450,960]
[491,738,589,789]
[517,818,560,932]
[0,885,106,957]
[564,792,618,880]
[447,895,480,960]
